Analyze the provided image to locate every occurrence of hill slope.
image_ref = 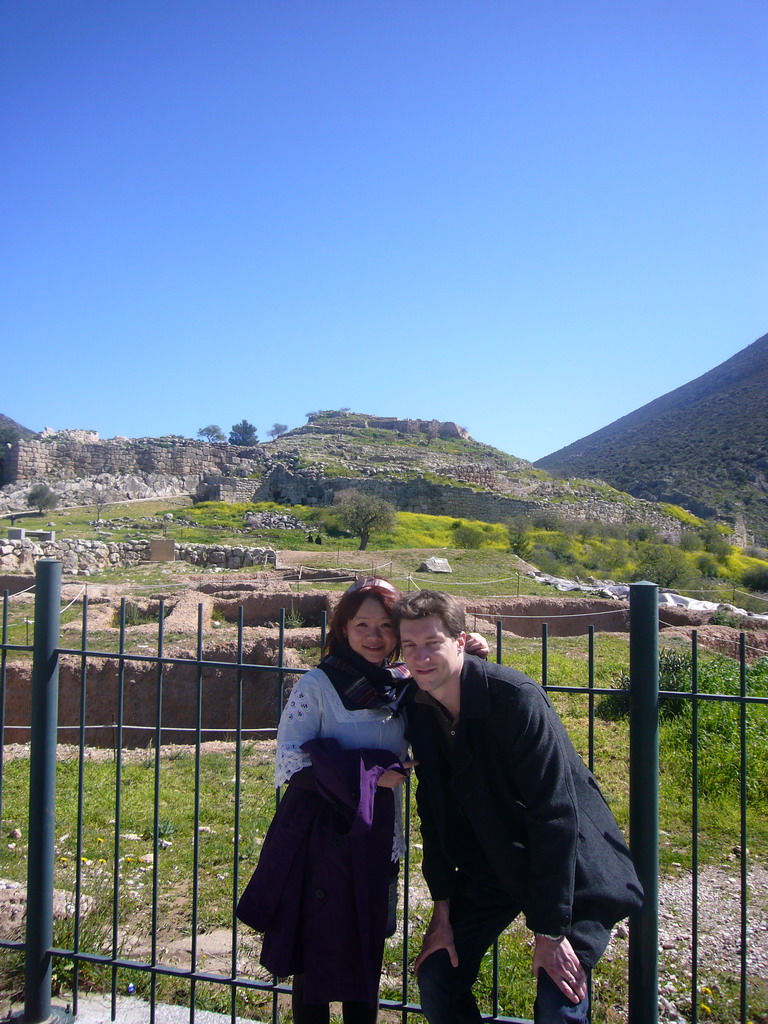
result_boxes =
[535,333,768,537]
[0,414,35,440]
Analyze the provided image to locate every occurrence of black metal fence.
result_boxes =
[1,559,766,1024]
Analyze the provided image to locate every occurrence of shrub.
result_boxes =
[26,482,58,514]
[507,525,532,559]
[678,531,700,552]
[696,553,721,578]
[709,608,746,628]
[631,543,693,589]
[598,649,693,722]
[451,523,485,549]
[742,564,768,593]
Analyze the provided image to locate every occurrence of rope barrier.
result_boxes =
[294,562,393,576]
[407,574,525,587]
[61,585,87,614]
[2,583,36,598]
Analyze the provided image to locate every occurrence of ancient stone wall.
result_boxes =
[5,435,264,484]
[246,467,684,536]
[0,538,277,575]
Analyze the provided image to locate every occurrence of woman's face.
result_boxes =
[343,595,397,664]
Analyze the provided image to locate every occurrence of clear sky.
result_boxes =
[1,1,765,463]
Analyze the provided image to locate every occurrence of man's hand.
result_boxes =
[532,935,587,1004]
[413,900,458,974]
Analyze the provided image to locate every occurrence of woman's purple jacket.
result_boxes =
[236,737,404,1006]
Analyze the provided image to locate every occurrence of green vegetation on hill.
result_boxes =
[536,332,768,538]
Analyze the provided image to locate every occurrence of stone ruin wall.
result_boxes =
[0,537,277,575]
[304,413,471,439]
[4,435,264,485]
[242,466,684,537]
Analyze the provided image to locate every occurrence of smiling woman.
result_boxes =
[237,576,413,1024]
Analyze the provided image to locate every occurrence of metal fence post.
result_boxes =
[628,581,659,1024]
[24,559,62,1024]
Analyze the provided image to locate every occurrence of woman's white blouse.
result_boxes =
[275,667,410,860]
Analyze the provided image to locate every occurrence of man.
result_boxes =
[394,590,642,1024]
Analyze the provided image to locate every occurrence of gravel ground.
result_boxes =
[655,863,768,1022]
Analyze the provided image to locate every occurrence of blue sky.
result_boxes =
[1,1,765,462]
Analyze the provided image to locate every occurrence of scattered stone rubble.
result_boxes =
[245,511,309,531]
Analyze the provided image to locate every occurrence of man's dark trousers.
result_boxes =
[416,877,589,1024]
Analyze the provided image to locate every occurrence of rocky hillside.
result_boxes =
[535,333,768,539]
[240,411,684,535]
[1,412,684,536]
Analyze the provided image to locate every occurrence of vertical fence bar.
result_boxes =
[738,633,748,1024]
[628,581,659,1024]
[231,605,245,1024]
[690,631,699,1024]
[587,625,595,773]
[190,604,205,1024]
[0,590,9,831]
[541,623,548,689]
[150,600,166,1024]
[111,600,127,1020]
[73,593,90,1017]
[24,559,62,1024]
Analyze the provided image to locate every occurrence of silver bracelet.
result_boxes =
[535,932,564,941]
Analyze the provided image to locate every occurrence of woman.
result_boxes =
[237,577,486,1024]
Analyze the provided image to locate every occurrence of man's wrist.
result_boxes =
[535,932,565,942]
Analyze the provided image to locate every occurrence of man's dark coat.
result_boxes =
[405,655,643,967]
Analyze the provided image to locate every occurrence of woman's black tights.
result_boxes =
[291,975,378,1024]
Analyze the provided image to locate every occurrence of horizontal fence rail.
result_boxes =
[1,563,766,1024]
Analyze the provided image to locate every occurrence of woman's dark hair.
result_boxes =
[323,577,402,660]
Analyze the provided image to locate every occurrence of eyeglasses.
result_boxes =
[346,576,399,595]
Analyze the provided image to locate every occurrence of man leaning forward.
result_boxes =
[394,590,643,1024]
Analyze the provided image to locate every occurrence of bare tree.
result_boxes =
[268,423,289,439]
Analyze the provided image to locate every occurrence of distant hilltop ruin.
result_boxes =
[303,410,473,440]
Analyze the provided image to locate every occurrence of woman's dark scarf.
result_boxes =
[320,641,411,714]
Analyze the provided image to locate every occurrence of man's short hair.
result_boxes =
[393,590,466,638]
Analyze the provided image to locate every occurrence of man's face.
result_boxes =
[399,615,466,704]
